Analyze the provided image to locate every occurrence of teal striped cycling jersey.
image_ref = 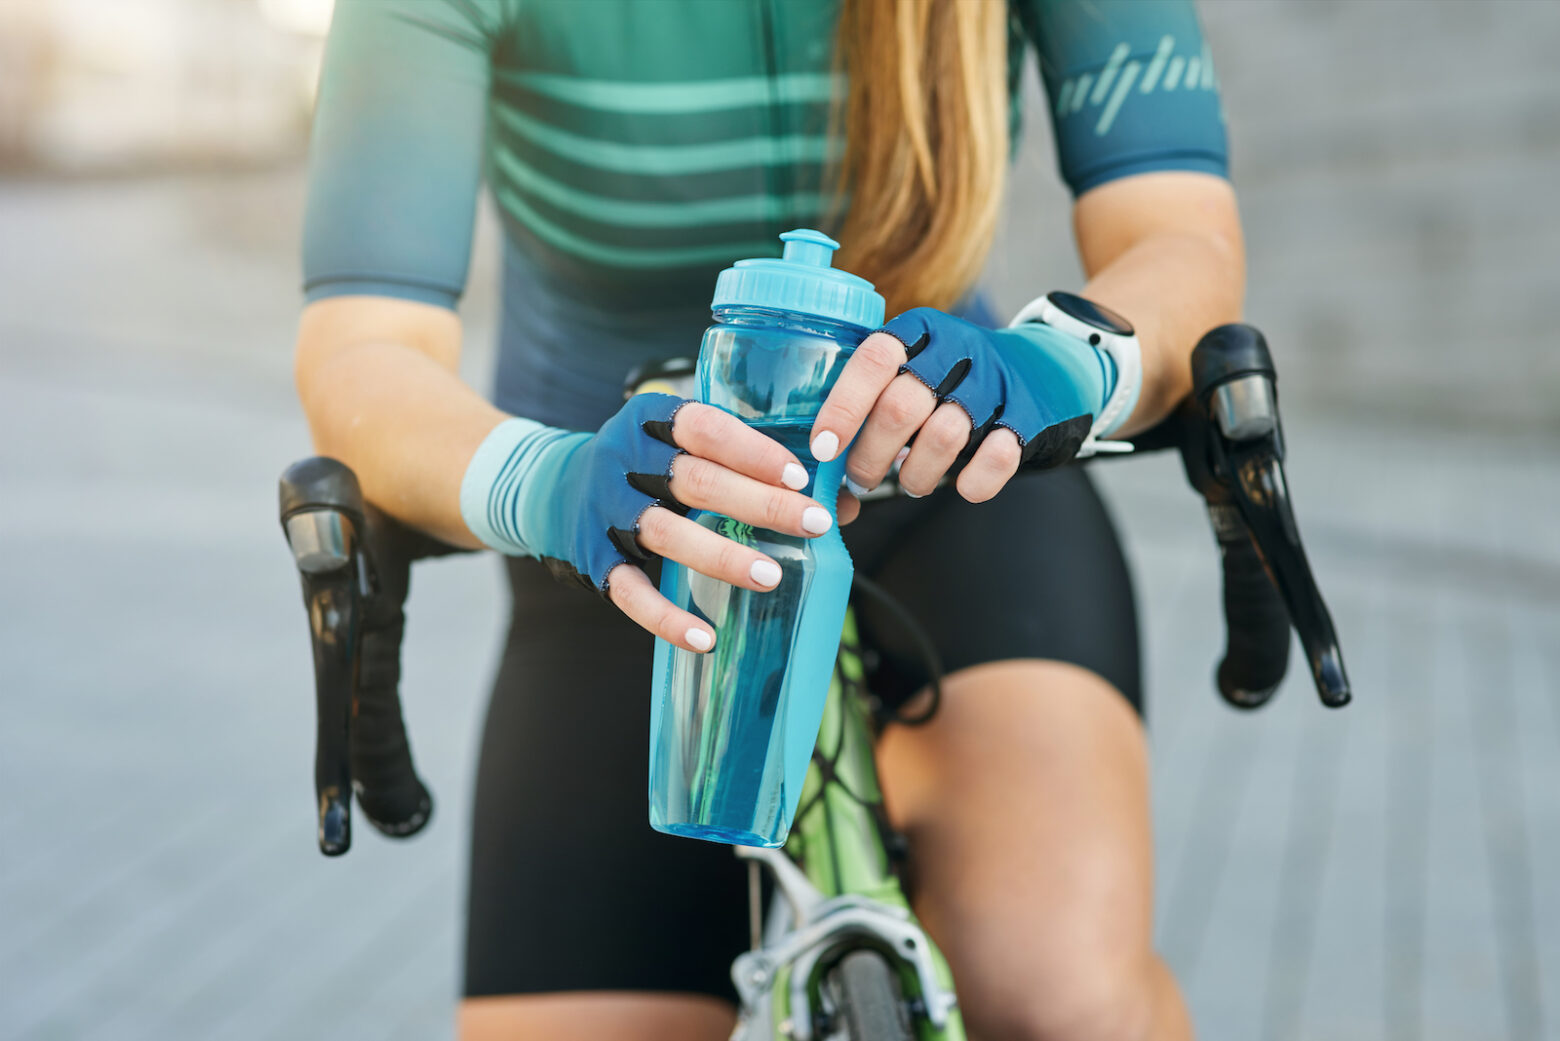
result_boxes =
[302,0,1228,431]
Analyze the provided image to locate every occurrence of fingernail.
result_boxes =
[802,506,833,534]
[686,627,714,652]
[750,559,782,588]
[894,447,911,466]
[904,489,925,499]
[844,475,870,497]
[781,462,809,490]
[810,431,839,462]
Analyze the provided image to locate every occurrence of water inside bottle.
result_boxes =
[649,421,849,846]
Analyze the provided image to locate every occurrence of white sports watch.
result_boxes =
[1008,290,1141,458]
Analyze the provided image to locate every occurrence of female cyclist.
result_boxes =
[295,2,1243,1038]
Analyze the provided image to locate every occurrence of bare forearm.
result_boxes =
[294,302,507,547]
[1071,173,1246,436]
[1081,229,1243,432]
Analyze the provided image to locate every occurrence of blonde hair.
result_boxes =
[832,0,1011,318]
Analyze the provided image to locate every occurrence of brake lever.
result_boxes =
[280,456,472,855]
[279,457,366,855]
[1192,325,1352,708]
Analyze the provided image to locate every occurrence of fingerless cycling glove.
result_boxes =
[882,307,1137,470]
[459,393,690,592]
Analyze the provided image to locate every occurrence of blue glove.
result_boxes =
[459,393,689,593]
[882,307,1134,470]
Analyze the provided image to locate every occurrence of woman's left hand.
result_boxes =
[810,307,1116,505]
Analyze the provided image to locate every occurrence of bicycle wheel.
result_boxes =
[826,949,914,1041]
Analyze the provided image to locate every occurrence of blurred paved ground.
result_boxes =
[5,1,1560,1031]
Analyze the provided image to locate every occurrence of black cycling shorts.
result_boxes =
[463,465,1140,1001]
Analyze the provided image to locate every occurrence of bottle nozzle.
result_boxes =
[779,229,839,268]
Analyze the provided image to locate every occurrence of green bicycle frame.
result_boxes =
[767,609,967,1041]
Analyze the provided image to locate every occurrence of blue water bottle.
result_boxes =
[649,229,885,847]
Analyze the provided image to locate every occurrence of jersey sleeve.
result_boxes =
[302,0,499,310]
[1016,0,1230,197]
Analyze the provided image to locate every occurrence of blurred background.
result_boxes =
[2,1,1557,1038]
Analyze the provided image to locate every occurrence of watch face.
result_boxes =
[1048,291,1135,337]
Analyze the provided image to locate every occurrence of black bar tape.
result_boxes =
[1210,503,1292,709]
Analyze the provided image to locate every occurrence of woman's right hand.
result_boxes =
[461,393,834,653]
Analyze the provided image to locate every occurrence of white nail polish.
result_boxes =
[802,506,834,534]
[904,490,925,499]
[810,431,839,462]
[781,462,809,490]
[686,627,714,652]
[844,476,870,497]
[893,447,911,467]
[750,559,782,587]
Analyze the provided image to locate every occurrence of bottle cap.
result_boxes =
[711,229,885,331]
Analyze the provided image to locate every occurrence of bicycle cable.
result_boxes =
[849,572,944,727]
[789,639,908,873]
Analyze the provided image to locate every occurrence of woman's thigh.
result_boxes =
[876,659,1160,1041]
[844,467,1142,717]
[460,992,734,1041]
[464,559,750,1006]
